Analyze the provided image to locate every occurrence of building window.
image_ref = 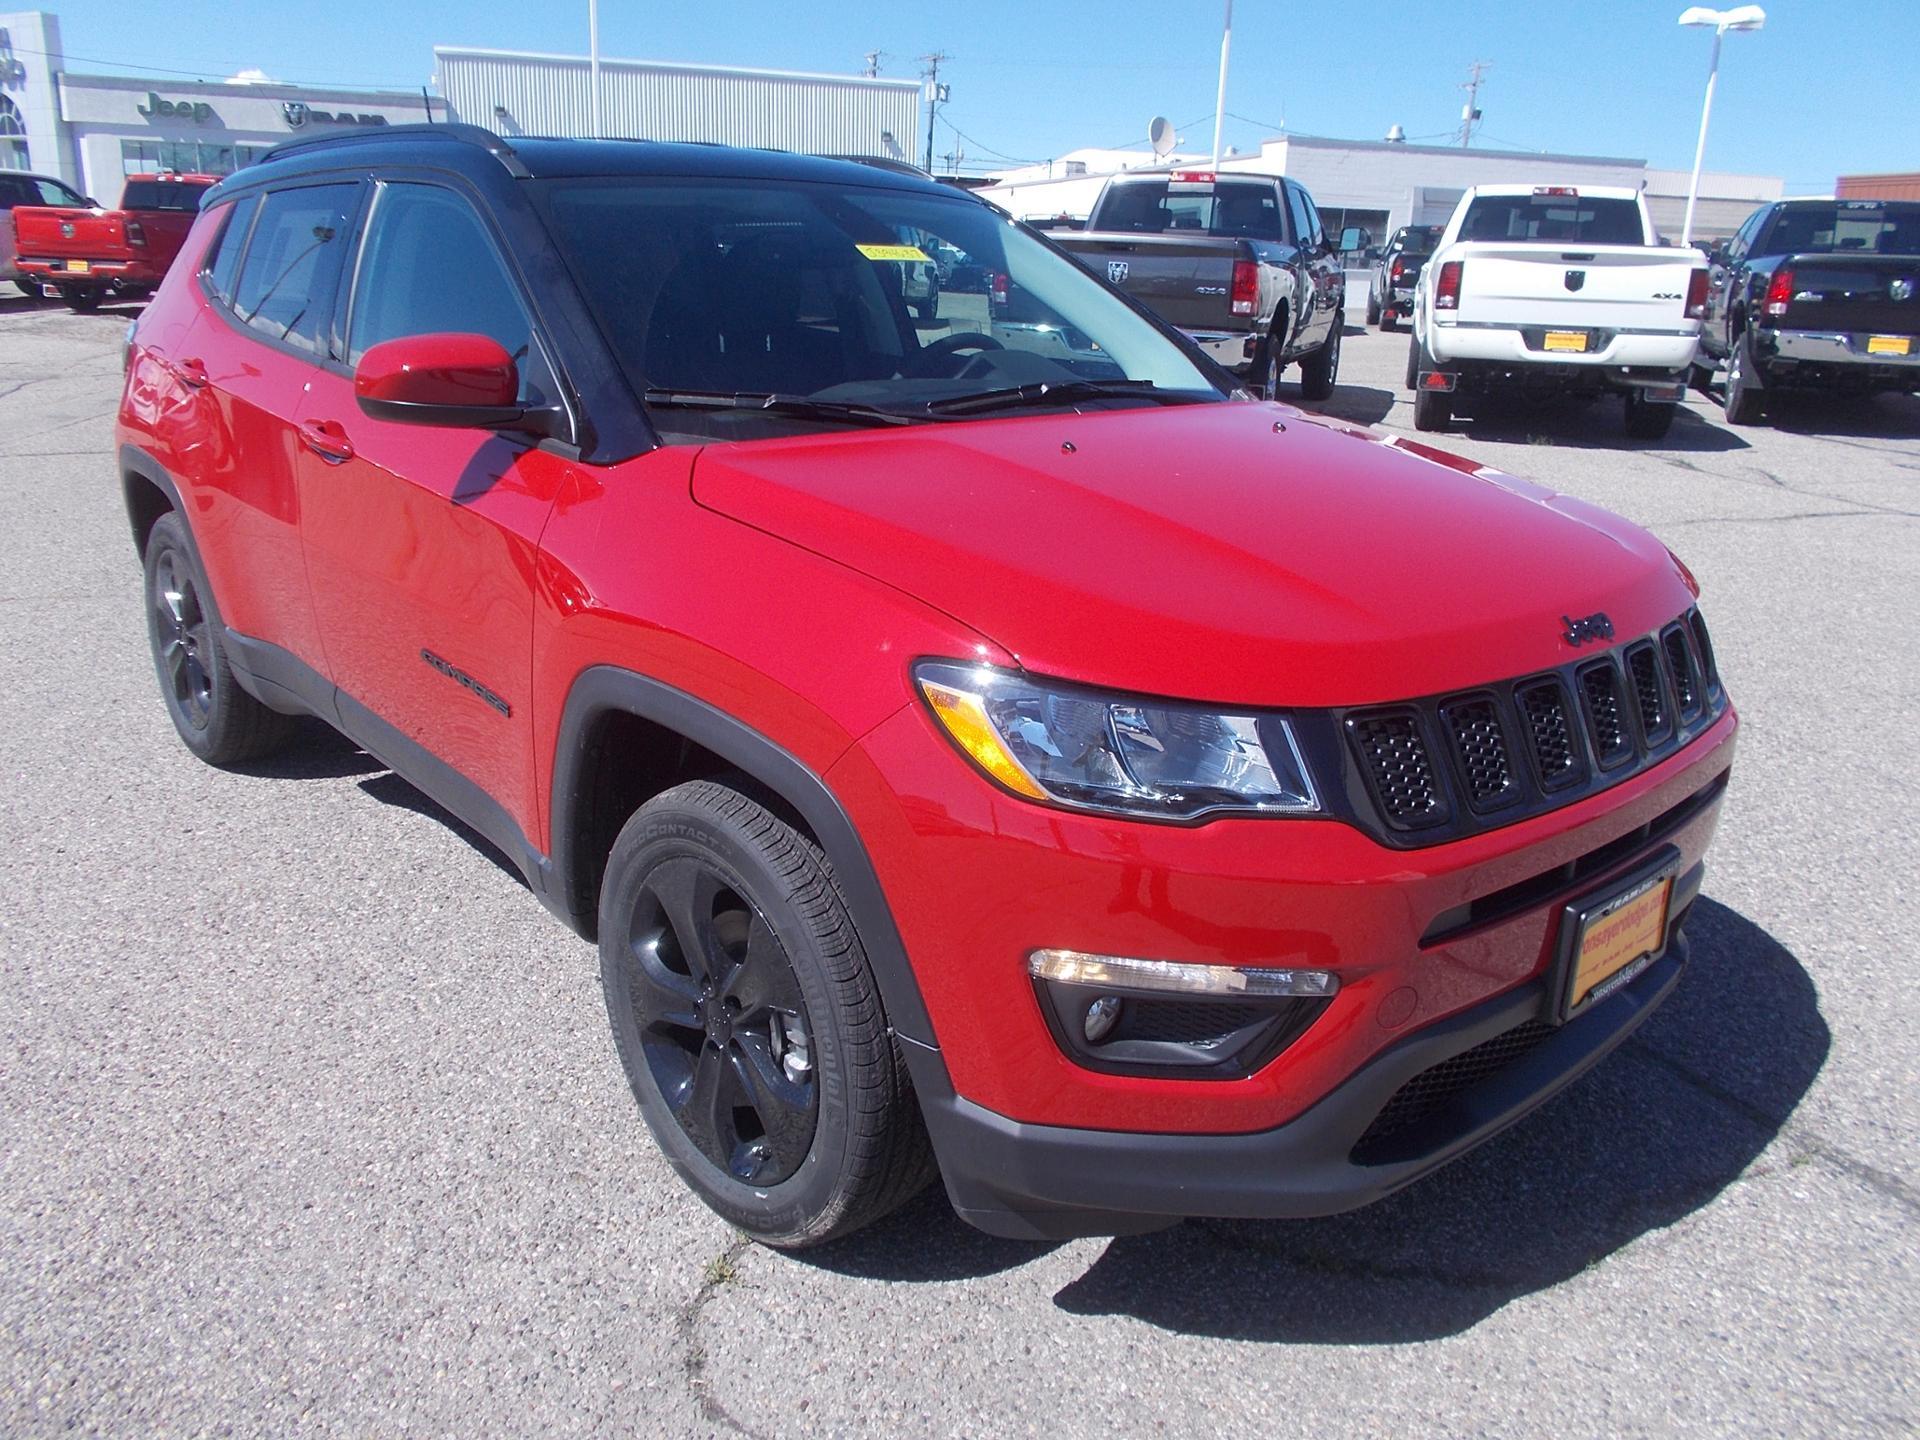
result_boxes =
[118,138,273,179]
[0,95,27,172]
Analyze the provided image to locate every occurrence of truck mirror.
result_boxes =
[1339,227,1365,253]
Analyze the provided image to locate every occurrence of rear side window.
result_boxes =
[203,194,259,306]
[0,176,84,209]
[1459,195,1644,245]
[1092,180,1285,240]
[231,183,358,356]
[347,183,554,405]
[120,180,205,212]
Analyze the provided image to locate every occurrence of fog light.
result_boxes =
[1028,949,1339,998]
[1083,994,1123,1043]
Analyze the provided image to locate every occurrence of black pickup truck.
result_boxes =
[1698,197,1920,424]
[1053,170,1348,400]
[1365,224,1440,332]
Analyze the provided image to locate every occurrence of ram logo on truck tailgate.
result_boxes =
[1564,270,1586,292]
[1107,260,1129,284]
[1893,278,1914,302]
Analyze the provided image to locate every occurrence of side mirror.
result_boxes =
[1339,226,1366,253]
[354,332,555,435]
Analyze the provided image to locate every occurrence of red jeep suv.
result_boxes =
[116,126,1736,1246]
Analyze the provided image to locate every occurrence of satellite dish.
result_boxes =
[1148,116,1175,158]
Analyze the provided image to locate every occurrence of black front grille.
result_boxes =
[1349,713,1445,826]
[1442,698,1515,807]
[1517,679,1582,789]
[1324,608,1727,849]
[1627,642,1672,745]
[1351,1020,1554,1165]
[1579,661,1632,766]
[1662,625,1700,719]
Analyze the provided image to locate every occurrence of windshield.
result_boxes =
[1090,179,1288,240]
[537,177,1222,441]
[1392,227,1438,256]
[120,181,204,212]
[1766,201,1920,256]
[1458,195,1644,245]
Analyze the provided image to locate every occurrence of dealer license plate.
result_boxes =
[63,259,90,274]
[1543,330,1589,353]
[1565,871,1672,1014]
[1866,334,1911,357]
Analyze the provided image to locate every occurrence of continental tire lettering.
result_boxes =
[420,649,511,717]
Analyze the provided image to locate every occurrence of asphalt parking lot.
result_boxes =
[2,290,1915,1437]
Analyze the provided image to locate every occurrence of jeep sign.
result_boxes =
[136,92,215,125]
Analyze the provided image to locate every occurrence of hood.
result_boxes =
[691,401,1692,708]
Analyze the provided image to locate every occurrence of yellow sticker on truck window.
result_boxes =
[855,243,931,263]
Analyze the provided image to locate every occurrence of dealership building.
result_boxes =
[981,132,1783,244]
[1,10,441,198]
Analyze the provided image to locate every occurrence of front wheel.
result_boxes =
[598,780,936,1247]
[1296,320,1341,402]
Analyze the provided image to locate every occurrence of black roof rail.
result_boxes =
[259,122,529,177]
[823,153,932,179]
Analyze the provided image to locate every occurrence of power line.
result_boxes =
[0,40,424,91]
[938,116,1038,167]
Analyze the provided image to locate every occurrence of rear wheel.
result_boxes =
[1723,329,1765,426]
[1364,289,1380,325]
[143,512,296,765]
[598,780,935,1247]
[1296,320,1341,402]
[1624,389,1677,439]
[1410,336,1453,431]
[13,277,48,300]
[59,285,102,312]
[1380,306,1399,333]
[1258,331,1286,401]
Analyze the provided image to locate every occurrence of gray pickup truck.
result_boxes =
[1053,170,1348,400]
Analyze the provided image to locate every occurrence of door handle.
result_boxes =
[176,356,209,389]
[299,418,354,465]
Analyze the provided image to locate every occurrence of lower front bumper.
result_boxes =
[916,866,1699,1240]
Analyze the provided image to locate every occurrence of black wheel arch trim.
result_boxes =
[550,665,938,1048]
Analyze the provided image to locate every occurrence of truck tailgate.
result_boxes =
[1058,233,1244,331]
[1774,253,1920,335]
[1453,245,1697,332]
[13,206,131,261]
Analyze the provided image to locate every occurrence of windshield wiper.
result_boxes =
[644,389,919,428]
[922,379,1209,417]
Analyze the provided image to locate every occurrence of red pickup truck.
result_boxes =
[14,173,217,311]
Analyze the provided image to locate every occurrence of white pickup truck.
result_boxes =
[1408,185,1708,438]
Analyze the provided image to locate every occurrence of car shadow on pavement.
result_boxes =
[1746,389,1920,439]
[1444,395,1752,454]
[793,898,1827,1338]
[1047,898,1827,1342]
[1300,385,1396,427]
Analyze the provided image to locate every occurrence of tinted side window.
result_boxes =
[34,179,85,206]
[203,194,259,306]
[1297,189,1326,248]
[231,183,358,356]
[0,176,25,208]
[1284,185,1313,247]
[348,183,552,404]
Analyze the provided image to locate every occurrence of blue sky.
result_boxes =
[33,0,1914,190]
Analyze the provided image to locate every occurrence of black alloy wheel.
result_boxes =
[1259,335,1285,401]
[151,547,215,733]
[624,854,819,1186]
[1723,328,1765,426]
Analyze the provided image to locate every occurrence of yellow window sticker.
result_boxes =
[855,243,932,263]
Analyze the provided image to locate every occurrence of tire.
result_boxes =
[1623,390,1677,439]
[1365,290,1380,326]
[1723,328,1765,426]
[13,277,47,300]
[913,282,939,322]
[1296,319,1341,402]
[60,285,102,313]
[1258,330,1285,401]
[1380,306,1399,334]
[143,512,296,765]
[1409,335,1452,431]
[598,780,936,1248]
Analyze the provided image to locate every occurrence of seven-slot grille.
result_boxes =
[1344,609,1722,841]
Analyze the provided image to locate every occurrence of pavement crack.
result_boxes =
[677,1233,768,1439]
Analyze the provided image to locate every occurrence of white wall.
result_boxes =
[1,10,76,183]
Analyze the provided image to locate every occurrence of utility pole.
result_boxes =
[863,51,885,78]
[918,52,950,174]
[1210,0,1232,169]
[587,0,602,137]
[1458,60,1489,147]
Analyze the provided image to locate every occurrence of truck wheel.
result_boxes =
[1723,331,1765,426]
[1297,322,1341,402]
[1623,390,1677,440]
[1365,291,1380,325]
[60,286,101,313]
[1380,306,1398,333]
[143,512,296,765]
[1413,382,1452,433]
[14,278,48,300]
[598,780,936,1248]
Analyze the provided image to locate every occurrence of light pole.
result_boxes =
[1677,5,1765,246]
[588,0,602,138]
[1210,0,1232,169]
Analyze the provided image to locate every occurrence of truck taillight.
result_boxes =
[1390,257,1405,282]
[1685,267,1709,319]
[1435,260,1463,311]
[989,271,1009,308]
[124,219,147,247]
[1763,268,1795,318]
[1230,259,1258,316]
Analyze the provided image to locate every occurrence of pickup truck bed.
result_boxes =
[13,174,215,311]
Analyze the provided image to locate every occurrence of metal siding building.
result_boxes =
[435,48,921,159]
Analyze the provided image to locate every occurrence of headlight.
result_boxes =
[915,660,1318,820]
